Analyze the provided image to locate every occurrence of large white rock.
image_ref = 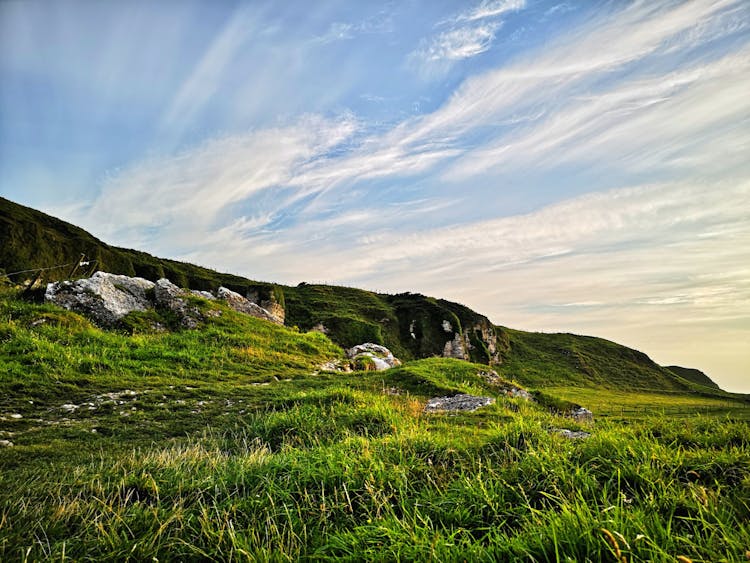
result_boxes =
[570,407,594,423]
[45,271,155,327]
[346,343,401,371]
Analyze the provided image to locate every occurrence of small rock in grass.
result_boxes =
[0,440,14,447]
[553,428,591,439]
[570,407,594,423]
[506,387,534,401]
[10,413,22,419]
[425,394,495,412]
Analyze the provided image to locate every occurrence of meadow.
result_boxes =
[1,288,749,561]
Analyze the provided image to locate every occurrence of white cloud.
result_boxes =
[404,0,747,144]
[159,5,262,137]
[409,0,525,72]
[443,48,750,180]
[79,114,359,252]
[455,0,526,23]
[315,9,394,44]
[414,23,500,62]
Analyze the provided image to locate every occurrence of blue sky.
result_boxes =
[1,0,749,391]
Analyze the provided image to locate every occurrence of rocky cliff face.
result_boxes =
[387,293,503,366]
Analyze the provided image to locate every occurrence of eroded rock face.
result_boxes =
[443,333,469,360]
[45,272,286,330]
[217,287,283,325]
[424,394,495,412]
[346,343,401,371]
[45,271,155,327]
[473,322,500,364]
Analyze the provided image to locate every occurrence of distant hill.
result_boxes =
[493,328,695,391]
[665,365,720,389]
[0,196,725,394]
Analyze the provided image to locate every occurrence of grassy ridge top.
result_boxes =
[0,196,283,303]
[1,197,495,364]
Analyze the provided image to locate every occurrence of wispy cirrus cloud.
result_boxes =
[409,0,525,73]
[159,5,264,138]
[412,23,500,62]
[315,8,395,43]
[78,114,359,252]
[453,0,526,23]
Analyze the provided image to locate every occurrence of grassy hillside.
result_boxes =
[0,196,284,305]
[1,197,497,366]
[1,288,749,561]
[0,196,735,395]
[666,365,720,389]
[495,327,696,391]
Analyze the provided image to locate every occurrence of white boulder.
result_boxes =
[45,271,155,327]
[346,343,401,371]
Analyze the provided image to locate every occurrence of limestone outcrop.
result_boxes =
[45,271,155,327]
[153,278,203,329]
[569,407,594,423]
[45,271,283,329]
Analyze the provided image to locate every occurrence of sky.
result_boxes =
[1,0,749,392]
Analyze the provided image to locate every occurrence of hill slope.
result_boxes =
[0,196,723,394]
[493,328,694,391]
[0,197,502,367]
[665,365,720,389]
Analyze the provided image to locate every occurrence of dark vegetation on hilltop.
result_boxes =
[0,196,284,306]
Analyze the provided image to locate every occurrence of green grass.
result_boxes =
[2,288,749,560]
[546,387,750,420]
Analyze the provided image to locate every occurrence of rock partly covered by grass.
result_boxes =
[552,428,591,439]
[346,343,402,371]
[216,286,283,325]
[154,278,204,329]
[570,406,594,422]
